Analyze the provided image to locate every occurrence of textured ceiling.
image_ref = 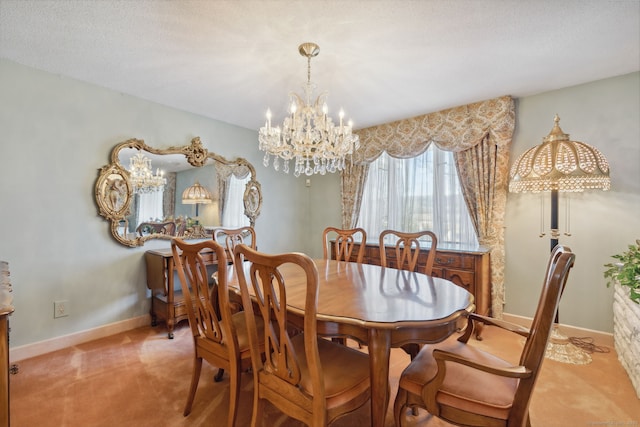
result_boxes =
[1,0,639,131]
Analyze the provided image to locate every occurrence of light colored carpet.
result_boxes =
[9,323,640,426]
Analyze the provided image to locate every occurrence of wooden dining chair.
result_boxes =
[321,226,368,345]
[379,229,438,275]
[233,244,371,427]
[393,245,575,427]
[322,226,367,263]
[212,226,257,313]
[212,226,257,261]
[136,221,176,237]
[379,229,438,359]
[171,238,263,427]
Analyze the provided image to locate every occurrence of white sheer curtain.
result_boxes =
[358,145,478,247]
[222,175,250,228]
[137,191,164,226]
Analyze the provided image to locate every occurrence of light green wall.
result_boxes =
[505,72,640,332]
[1,58,636,351]
[0,58,339,348]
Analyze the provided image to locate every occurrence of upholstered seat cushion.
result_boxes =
[399,335,518,420]
[291,334,370,401]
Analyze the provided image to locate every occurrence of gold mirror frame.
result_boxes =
[95,137,262,247]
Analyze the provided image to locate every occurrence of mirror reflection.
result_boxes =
[95,137,261,247]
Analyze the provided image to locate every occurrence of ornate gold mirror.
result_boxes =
[95,137,262,247]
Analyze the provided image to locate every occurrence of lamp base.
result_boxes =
[545,325,592,365]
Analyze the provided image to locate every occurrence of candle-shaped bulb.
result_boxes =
[322,103,328,115]
[266,108,272,130]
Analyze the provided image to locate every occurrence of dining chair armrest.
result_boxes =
[458,312,530,343]
[472,313,531,337]
[433,348,531,378]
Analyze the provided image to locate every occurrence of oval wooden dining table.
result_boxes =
[227,258,474,427]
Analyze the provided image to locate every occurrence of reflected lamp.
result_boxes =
[181,181,213,217]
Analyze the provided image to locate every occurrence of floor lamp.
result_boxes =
[509,115,610,364]
[182,181,213,221]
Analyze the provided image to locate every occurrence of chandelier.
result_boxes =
[128,152,166,193]
[258,42,360,177]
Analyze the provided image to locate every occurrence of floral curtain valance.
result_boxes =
[216,163,251,180]
[353,95,515,162]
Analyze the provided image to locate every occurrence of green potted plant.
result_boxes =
[604,239,640,304]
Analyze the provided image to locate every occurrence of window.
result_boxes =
[357,145,478,247]
[137,191,164,225]
[222,175,250,228]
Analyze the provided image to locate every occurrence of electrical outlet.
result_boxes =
[54,300,69,318]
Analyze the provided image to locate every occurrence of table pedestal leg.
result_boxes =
[368,329,391,427]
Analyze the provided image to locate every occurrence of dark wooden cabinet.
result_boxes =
[144,247,222,338]
[331,241,491,320]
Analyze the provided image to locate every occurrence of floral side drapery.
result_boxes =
[216,163,251,225]
[342,95,515,318]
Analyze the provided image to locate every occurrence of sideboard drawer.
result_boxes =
[434,254,474,270]
[432,267,475,293]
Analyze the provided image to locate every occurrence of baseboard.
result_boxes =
[10,313,614,362]
[502,313,614,349]
[9,315,151,362]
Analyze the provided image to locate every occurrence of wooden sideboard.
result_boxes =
[144,247,222,338]
[1,309,12,427]
[330,241,491,332]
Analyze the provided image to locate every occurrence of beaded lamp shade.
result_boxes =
[181,181,213,205]
[509,115,610,193]
[182,181,213,218]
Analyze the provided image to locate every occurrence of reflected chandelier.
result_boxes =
[258,42,359,177]
[128,152,166,194]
